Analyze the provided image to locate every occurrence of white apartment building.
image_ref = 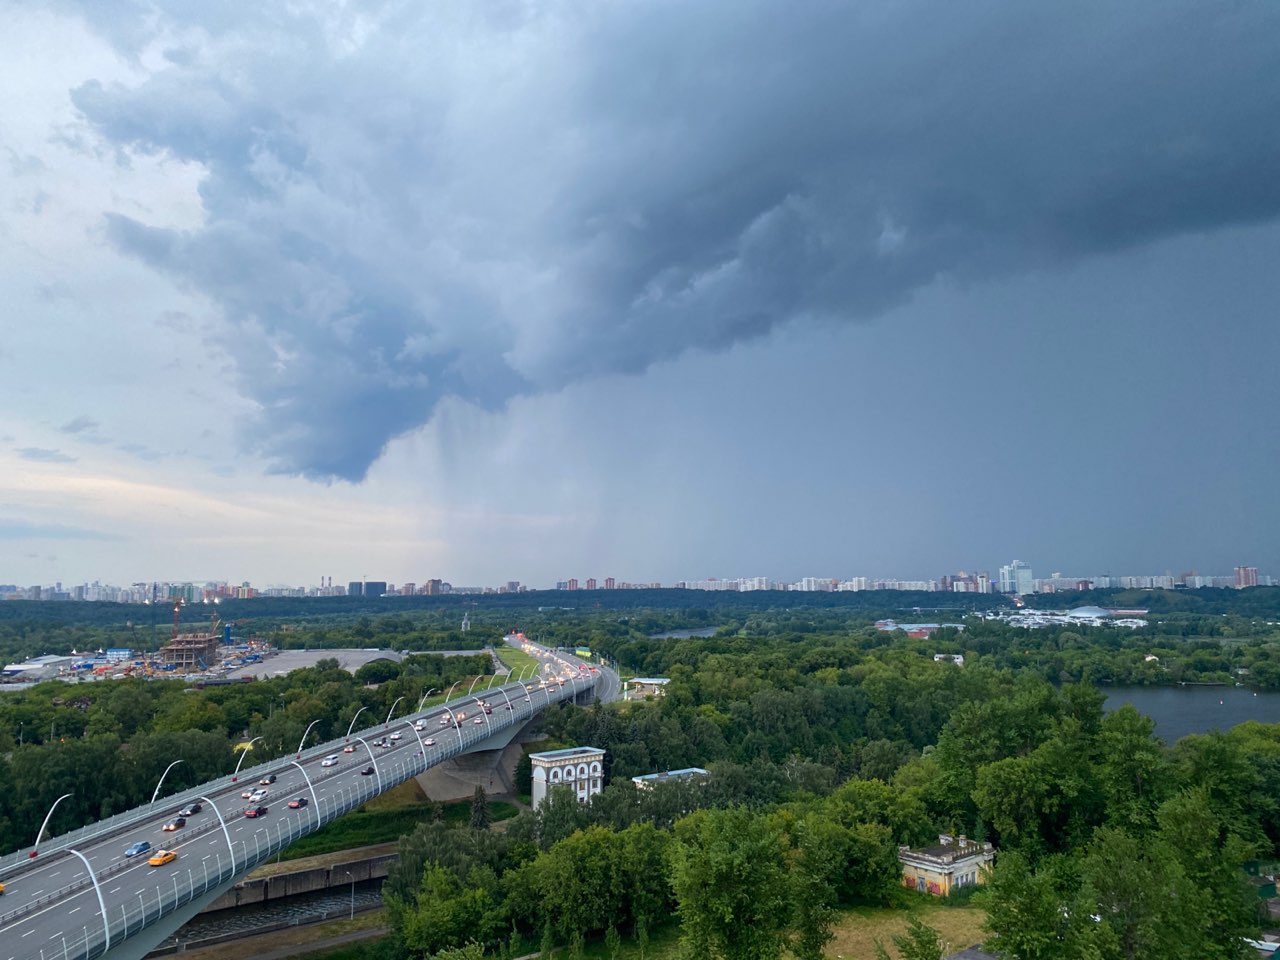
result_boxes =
[529,746,606,808]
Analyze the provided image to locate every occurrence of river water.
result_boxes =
[1102,684,1280,744]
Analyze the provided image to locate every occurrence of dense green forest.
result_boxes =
[3,593,1279,959]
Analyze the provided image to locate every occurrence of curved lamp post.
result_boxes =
[384,696,405,727]
[67,849,110,952]
[199,795,236,874]
[444,680,462,703]
[231,737,261,782]
[296,719,321,758]
[31,792,73,856]
[353,735,383,792]
[150,760,184,806]
[466,675,482,696]
[345,707,368,743]
[402,718,426,759]
[416,688,437,712]
[288,759,322,829]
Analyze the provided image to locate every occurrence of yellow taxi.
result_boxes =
[147,850,178,867]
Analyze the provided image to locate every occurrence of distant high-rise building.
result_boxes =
[998,561,1034,595]
[566,578,579,590]
[585,578,597,590]
[604,577,616,590]
[347,581,362,597]
[1235,566,1259,589]
[401,582,416,596]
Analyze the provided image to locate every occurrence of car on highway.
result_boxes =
[524,696,530,701]
[343,744,357,752]
[0,881,5,895]
[245,805,269,818]
[321,754,339,767]
[389,731,402,740]
[413,722,426,731]
[424,738,436,747]
[249,788,268,802]
[162,817,186,832]
[371,738,387,748]
[147,850,177,867]
[505,704,513,710]
[125,841,151,858]
[287,797,308,809]
[360,766,375,776]
[438,715,450,725]
[473,716,484,724]
[178,803,202,816]
[259,774,277,785]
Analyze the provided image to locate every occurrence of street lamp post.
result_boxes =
[232,737,262,782]
[66,850,109,953]
[384,697,405,727]
[416,688,437,712]
[466,675,482,696]
[150,760,184,806]
[31,792,73,856]
[296,718,322,758]
[345,870,355,919]
[353,736,383,792]
[199,796,236,874]
[444,680,462,704]
[345,707,368,742]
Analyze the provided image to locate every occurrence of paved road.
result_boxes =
[0,644,595,960]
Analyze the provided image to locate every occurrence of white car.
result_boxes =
[321,754,339,767]
[473,717,484,724]
[424,738,436,747]
[389,732,402,740]
[249,788,268,802]
[438,715,449,725]
[413,722,426,731]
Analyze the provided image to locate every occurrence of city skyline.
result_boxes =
[2,3,1278,586]
[4,560,1271,601]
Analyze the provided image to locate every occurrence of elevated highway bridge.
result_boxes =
[0,640,611,960]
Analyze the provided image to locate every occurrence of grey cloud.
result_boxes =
[17,446,77,463]
[0,519,121,541]
[60,415,99,434]
[67,1,1280,481]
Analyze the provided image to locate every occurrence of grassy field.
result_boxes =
[493,643,542,681]
[279,780,518,861]
[284,901,987,960]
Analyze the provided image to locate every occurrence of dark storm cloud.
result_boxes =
[67,1,1280,480]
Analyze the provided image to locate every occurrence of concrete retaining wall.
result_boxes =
[201,853,396,912]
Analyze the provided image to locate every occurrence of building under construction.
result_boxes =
[158,632,221,670]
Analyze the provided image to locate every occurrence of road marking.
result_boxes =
[68,907,81,915]
[49,872,59,878]
[108,886,120,894]
[22,930,35,938]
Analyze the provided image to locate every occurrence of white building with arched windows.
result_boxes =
[530,746,606,808]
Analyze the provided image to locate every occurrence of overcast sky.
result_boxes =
[2,1,1278,589]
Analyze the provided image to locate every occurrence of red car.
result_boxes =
[245,805,269,818]
[287,797,308,809]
